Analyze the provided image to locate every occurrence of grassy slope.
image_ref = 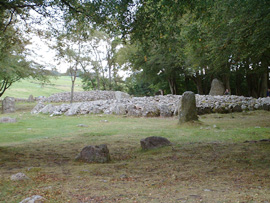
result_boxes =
[0,110,270,202]
[2,76,83,99]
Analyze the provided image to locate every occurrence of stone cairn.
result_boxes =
[31,91,270,117]
[178,91,198,123]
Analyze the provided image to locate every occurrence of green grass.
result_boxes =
[0,110,270,202]
[2,76,83,99]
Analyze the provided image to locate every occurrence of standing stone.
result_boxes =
[178,91,198,123]
[209,78,225,96]
[2,96,15,113]
[28,95,35,102]
[75,144,111,163]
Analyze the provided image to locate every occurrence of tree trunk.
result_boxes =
[235,73,242,96]
[223,74,231,93]
[70,79,75,104]
[108,64,112,90]
[259,65,268,97]
[96,70,100,90]
[191,72,204,95]
[168,77,178,95]
[246,72,259,98]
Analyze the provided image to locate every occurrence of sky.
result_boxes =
[25,10,130,78]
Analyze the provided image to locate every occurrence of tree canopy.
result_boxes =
[1,0,269,97]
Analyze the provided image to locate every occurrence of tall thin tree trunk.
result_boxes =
[223,74,231,93]
[259,65,268,97]
[70,79,75,104]
[96,70,100,90]
[168,77,177,95]
[192,72,204,95]
[108,65,112,90]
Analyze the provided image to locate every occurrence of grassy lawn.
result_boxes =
[0,109,270,202]
[2,76,83,99]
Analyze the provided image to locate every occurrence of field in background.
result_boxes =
[0,109,270,202]
[2,76,84,99]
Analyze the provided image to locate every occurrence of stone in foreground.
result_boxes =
[19,195,46,203]
[75,144,111,163]
[140,136,172,150]
[10,173,29,181]
[0,117,17,123]
[178,91,198,123]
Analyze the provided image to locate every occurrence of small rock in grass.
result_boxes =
[19,195,46,203]
[120,174,127,179]
[10,173,29,181]
[100,120,108,123]
[77,124,88,127]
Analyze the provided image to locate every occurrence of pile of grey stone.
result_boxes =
[41,90,130,103]
[31,90,270,117]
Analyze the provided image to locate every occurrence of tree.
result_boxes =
[0,8,47,98]
[54,23,86,103]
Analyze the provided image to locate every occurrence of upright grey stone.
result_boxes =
[2,96,15,113]
[209,78,225,96]
[178,91,198,123]
[28,95,35,102]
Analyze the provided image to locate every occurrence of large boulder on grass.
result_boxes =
[140,136,172,150]
[75,144,111,163]
[178,91,198,123]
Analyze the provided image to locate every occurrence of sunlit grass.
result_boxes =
[2,76,83,99]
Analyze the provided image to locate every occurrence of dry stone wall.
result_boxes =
[31,91,270,117]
